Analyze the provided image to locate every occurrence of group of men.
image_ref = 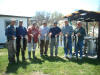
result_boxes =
[5,19,86,64]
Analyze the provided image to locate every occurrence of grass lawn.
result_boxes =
[0,47,100,75]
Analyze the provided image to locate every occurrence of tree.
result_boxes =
[49,11,63,24]
[32,11,64,26]
[34,11,50,25]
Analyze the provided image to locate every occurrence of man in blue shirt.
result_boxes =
[16,20,27,62]
[74,21,86,59]
[49,21,61,56]
[39,21,49,56]
[62,19,73,58]
[5,19,16,64]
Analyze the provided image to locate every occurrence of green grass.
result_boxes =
[0,47,100,75]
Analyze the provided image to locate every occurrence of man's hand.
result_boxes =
[55,35,57,38]
[60,32,63,36]
[77,33,81,36]
[25,35,27,39]
[20,35,23,38]
[44,34,47,37]
[30,34,34,37]
[65,33,69,37]
[49,33,52,37]
[12,36,16,40]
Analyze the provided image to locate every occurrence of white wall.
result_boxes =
[0,16,28,43]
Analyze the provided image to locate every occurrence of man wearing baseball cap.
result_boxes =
[5,18,16,64]
[62,19,73,58]
[74,21,86,59]
[27,22,39,59]
[16,20,27,62]
[49,21,61,56]
[39,20,50,56]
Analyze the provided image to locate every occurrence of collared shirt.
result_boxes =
[49,26,61,38]
[74,27,86,41]
[5,25,16,40]
[62,25,73,37]
[27,26,39,43]
[16,26,27,38]
[39,25,49,40]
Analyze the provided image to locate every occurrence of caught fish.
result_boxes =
[21,36,23,49]
[65,34,68,48]
[31,36,34,46]
[76,34,78,44]
[44,34,47,45]
[49,36,51,48]
[13,37,16,51]
[38,35,40,48]
[55,35,58,46]
[60,35,63,46]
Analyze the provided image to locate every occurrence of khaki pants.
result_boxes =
[7,40,16,62]
[40,40,49,55]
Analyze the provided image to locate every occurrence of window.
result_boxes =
[5,19,18,28]
[5,19,11,28]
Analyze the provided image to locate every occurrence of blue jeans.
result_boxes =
[63,36,72,56]
[75,40,83,58]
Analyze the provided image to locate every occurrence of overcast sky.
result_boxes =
[0,0,99,17]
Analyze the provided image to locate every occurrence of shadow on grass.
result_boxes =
[5,61,30,74]
[41,55,67,62]
[30,57,44,64]
[5,58,44,74]
[69,57,100,65]
[5,56,100,74]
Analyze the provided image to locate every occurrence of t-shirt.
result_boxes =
[49,26,61,38]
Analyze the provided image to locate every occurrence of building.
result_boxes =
[0,14,31,46]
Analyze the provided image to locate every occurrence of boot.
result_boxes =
[8,58,13,64]
[22,51,25,61]
[33,51,37,59]
[17,56,19,63]
[28,51,31,59]
[12,55,16,63]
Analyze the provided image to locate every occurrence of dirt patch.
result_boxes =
[31,71,49,75]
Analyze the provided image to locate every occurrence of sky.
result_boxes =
[0,0,100,17]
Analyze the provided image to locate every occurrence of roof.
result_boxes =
[64,10,100,22]
[0,14,32,18]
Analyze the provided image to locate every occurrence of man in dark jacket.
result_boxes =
[74,21,86,59]
[16,20,27,62]
[5,19,16,64]
[49,21,61,56]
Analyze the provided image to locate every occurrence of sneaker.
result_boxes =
[64,54,67,58]
[79,57,82,59]
[50,55,53,57]
[40,54,43,57]
[33,56,37,59]
[55,55,57,57]
[28,57,31,60]
[69,55,72,59]
[44,54,48,56]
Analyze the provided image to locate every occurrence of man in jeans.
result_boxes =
[39,21,49,56]
[74,21,86,59]
[5,19,16,64]
[49,21,61,57]
[62,19,73,58]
